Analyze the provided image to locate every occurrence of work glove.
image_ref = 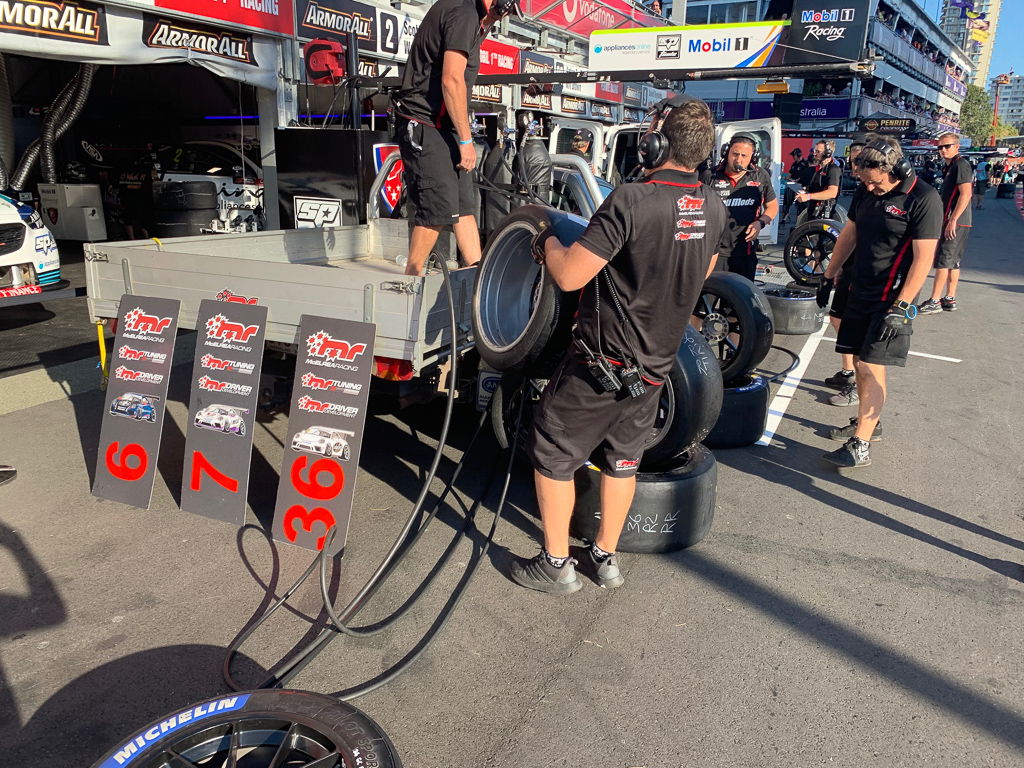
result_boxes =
[531,221,557,265]
[815,277,834,309]
[877,300,916,342]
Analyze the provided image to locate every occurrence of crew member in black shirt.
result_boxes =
[510,97,731,593]
[820,135,942,472]
[918,132,972,314]
[392,0,508,276]
[795,140,842,222]
[701,133,778,280]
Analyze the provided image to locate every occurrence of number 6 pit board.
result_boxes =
[92,295,181,509]
[272,315,376,554]
[180,299,268,524]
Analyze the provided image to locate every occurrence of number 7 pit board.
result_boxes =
[93,295,181,509]
[272,315,376,554]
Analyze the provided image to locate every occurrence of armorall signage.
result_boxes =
[143,15,257,65]
[0,0,108,45]
[297,0,377,51]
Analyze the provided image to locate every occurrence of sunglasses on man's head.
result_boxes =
[937,143,957,149]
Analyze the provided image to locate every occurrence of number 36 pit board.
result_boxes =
[272,315,376,554]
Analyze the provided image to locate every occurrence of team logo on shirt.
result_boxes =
[885,204,907,218]
[677,196,704,212]
[746,180,761,187]
[676,218,705,228]
[674,232,705,241]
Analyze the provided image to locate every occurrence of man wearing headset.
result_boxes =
[392,0,511,276]
[510,97,731,593]
[795,139,841,223]
[700,134,778,280]
[819,135,941,472]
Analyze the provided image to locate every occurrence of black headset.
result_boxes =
[862,140,914,181]
[492,0,520,17]
[638,95,692,170]
[720,133,761,167]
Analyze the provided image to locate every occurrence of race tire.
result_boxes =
[833,203,848,225]
[640,325,724,470]
[472,205,586,373]
[342,445,351,461]
[153,208,217,239]
[490,371,543,451]
[570,446,717,554]
[783,218,841,287]
[153,181,219,210]
[693,272,775,386]
[703,374,771,449]
[761,287,827,335]
[88,689,401,768]
[237,422,246,437]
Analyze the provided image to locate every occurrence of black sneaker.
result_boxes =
[829,417,882,442]
[510,553,582,594]
[941,296,958,312]
[828,383,858,407]
[580,547,625,589]
[918,299,942,315]
[822,437,871,474]
[824,369,855,390]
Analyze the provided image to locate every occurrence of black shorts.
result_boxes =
[836,306,912,367]
[527,356,661,481]
[829,271,851,319]
[397,118,477,227]
[974,179,987,195]
[935,226,969,269]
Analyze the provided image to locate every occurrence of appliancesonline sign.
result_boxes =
[588,21,789,73]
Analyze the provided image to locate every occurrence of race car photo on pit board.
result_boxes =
[290,426,354,460]
[193,404,249,436]
[109,393,158,422]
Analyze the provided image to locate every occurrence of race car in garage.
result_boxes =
[194,404,249,436]
[109,392,158,422]
[291,426,354,460]
[0,192,61,301]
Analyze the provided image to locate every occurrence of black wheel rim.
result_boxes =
[790,231,835,278]
[130,716,351,767]
[646,376,675,451]
[502,378,546,449]
[692,291,742,369]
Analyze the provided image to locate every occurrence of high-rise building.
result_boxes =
[940,0,1002,88]
[990,74,1024,133]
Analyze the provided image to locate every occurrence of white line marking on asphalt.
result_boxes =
[757,323,829,446]
[820,336,961,363]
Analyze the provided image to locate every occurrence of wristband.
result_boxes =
[891,300,917,319]
[458,138,473,145]
[757,215,772,228]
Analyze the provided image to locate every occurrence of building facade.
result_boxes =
[990,74,1024,134]
[940,0,1002,88]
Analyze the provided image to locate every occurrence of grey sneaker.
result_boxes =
[582,547,625,589]
[822,437,871,474]
[918,299,942,315]
[829,417,882,442]
[510,552,582,594]
[828,383,858,407]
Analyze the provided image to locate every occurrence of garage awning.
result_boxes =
[0,0,279,89]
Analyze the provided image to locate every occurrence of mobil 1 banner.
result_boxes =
[272,315,376,554]
[93,295,180,510]
[179,299,268,525]
[784,0,871,65]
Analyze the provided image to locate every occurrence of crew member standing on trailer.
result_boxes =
[510,97,731,594]
[392,0,509,276]
[820,135,941,472]
[701,133,777,281]
[795,140,841,223]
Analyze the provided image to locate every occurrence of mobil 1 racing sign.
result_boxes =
[272,315,375,554]
[179,299,268,525]
[93,295,180,510]
[785,0,870,65]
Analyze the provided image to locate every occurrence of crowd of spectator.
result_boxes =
[865,90,961,130]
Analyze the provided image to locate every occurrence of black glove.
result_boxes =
[877,301,915,342]
[815,277,834,309]
[531,221,557,265]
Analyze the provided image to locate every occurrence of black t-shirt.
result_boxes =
[847,175,942,311]
[574,169,731,380]
[808,160,842,219]
[790,158,812,186]
[940,155,973,227]
[700,164,777,249]
[395,0,485,127]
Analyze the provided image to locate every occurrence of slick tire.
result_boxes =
[783,218,841,287]
[153,208,217,238]
[88,689,402,768]
[570,446,717,554]
[473,205,586,374]
[641,325,724,470]
[761,287,827,335]
[153,181,219,210]
[703,374,770,449]
[693,272,774,387]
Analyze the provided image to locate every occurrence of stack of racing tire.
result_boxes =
[474,206,729,553]
[152,180,219,239]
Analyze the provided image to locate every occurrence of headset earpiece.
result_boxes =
[865,140,914,181]
[637,95,698,171]
[723,133,761,167]
[493,0,519,17]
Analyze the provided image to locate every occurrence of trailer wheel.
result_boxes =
[761,287,827,335]
[571,446,717,554]
[703,374,771,449]
[783,219,841,287]
[693,272,774,386]
[473,205,586,373]
[87,689,401,768]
